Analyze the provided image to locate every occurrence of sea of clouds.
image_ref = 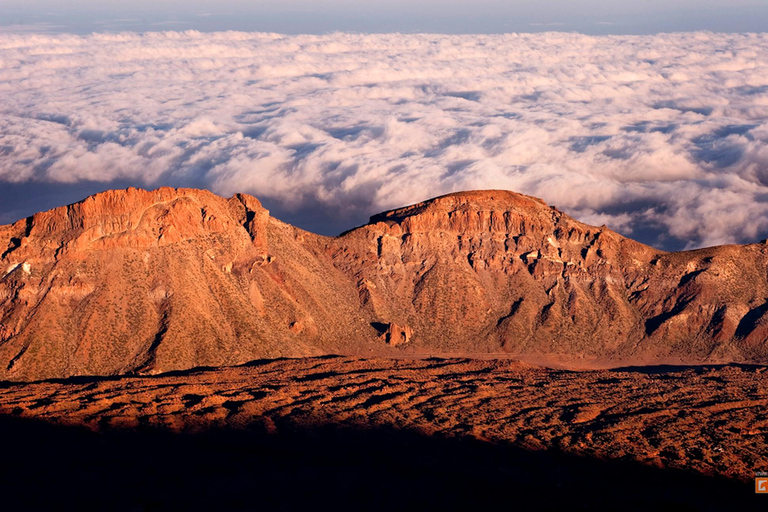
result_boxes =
[1,31,768,249]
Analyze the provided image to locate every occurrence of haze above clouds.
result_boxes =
[4,1,768,35]
[1,31,768,249]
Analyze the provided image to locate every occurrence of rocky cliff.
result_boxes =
[2,187,768,380]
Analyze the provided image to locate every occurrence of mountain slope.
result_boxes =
[331,190,768,366]
[0,188,375,380]
[1,187,768,380]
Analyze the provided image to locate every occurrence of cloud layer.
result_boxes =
[1,31,768,249]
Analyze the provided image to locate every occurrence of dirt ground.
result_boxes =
[1,356,766,510]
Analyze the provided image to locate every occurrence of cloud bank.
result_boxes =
[1,31,768,249]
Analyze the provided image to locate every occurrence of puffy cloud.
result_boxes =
[1,30,768,249]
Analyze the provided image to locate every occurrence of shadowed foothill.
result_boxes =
[0,416,756,512]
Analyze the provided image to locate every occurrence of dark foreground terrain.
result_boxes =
[0,356,765,511]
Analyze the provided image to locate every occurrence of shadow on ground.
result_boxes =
[0,415,757,511]
[610,363,764,374]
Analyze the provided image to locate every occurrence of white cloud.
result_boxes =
[1,30,768,249]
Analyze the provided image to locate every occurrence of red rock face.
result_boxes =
[333,190,768,366]
[0,187,373,381]
[2,187,768,381]
[331,190,660,361]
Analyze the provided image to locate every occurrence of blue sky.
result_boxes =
[3,1,768,34]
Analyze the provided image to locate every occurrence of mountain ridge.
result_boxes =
[1,186,768,381]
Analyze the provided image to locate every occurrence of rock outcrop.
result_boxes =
[2,187,768,380]
[380,323,413,346]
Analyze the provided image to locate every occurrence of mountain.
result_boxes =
[1,187,768,381]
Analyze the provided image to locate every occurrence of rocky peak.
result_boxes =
[1,187,270,266]
[346,190,659,277]
[369,190,553,234]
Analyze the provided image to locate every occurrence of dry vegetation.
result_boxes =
[0,356,764,509]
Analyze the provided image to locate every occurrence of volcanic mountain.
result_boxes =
[2,187,768,381]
